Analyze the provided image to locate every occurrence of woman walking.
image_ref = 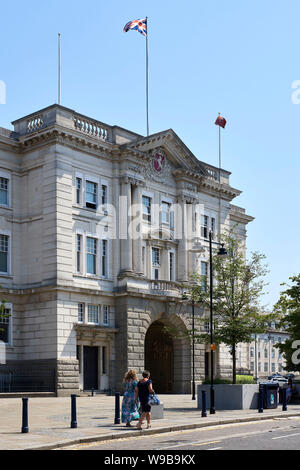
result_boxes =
[121,370,140,427]
[135,370,154,430]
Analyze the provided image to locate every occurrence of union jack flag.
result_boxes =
[123,18,147,36]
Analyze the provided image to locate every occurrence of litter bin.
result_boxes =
[259,383,279,409]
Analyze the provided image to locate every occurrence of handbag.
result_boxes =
[148,393,160,405]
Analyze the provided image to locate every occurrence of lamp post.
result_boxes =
[208,230,227,414]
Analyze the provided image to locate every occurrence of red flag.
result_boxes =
[215,115,227,128]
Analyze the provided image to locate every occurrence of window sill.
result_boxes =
[73,273,110,281]
[0,274,13,279]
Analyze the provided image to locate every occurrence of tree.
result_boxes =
[168,232,276,384]
[273,274,300,372]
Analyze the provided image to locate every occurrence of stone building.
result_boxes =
[0,104,254,395]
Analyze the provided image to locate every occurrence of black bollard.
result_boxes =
[114,392,120,424]
[70,394,77,428]
[282,387,287,411]
[201,390,207,418]
[91,388,94,397]
[258,386,263,413]
[21,397,29,433]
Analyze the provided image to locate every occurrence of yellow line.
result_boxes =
[192,440,221,447]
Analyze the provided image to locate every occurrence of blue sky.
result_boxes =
[1,0,299,308]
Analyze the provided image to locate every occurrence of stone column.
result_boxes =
[119,178,133,275]
[132,183,144,275]
[177,196,188,282]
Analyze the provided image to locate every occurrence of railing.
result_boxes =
[205,166,220,182]
[73,116,109,141]
[26,115,44,133]
[149,280,183,295]
[0,368,55,393]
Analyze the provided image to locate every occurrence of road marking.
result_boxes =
[157,440,221,450]
[272,432,300,440]
[208,447,223,450]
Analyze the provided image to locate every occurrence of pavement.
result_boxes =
[0,393,299,450]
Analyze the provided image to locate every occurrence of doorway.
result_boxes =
[83,346,98,390]
[145,321,174,393]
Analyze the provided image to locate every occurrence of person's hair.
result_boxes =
[123,369,138,382]
[142,370,150,378]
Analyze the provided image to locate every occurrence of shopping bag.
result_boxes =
[148,393,160,405]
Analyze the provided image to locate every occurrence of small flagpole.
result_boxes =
[218,113,222,239]
[145,17,149,136]
[58,33,61,105]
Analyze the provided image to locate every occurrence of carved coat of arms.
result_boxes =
[153,152,165,174]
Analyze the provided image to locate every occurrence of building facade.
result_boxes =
[249,329,289,379]
[0,104,254,395]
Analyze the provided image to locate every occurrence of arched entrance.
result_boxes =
[144,321,174,393]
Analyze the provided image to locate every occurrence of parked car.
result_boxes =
[268,373,284,380]
[284,373,295,379]
[270,376,288,386]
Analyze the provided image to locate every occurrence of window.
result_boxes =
[77,303,84,323]
[152,248,160,266]
[169,252,175,281]
[0,307,11,344]
[101,184,108,205]
[272,363,275,372]
[201,215,208,238]
[142,196,151,222]
[204,321,210,333]
[75,177,82,205]
[201,261,208,292]
[161,201,170,224]
[250,347,254,358]
[272,349,275,358]
[88,305,99,324]
[102,240,107,277]
[103,306,109,325]
[264,362,268,372]
[258,362,261,372]
[86,181,97,209]
[0,235,8,273]
[264,348,268,358]
[86,237,97,275]
[76,234,82,272]
[250,362,254,372]
[152,247,160,280]
[0,178,8,206]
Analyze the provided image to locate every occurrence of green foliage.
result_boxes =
[273,275,300,372]
[201,377,232,384]
[236,375,256,384]
[170,231,274,384]
[202,375,255,385]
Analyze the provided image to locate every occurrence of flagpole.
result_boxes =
[218,113,221,238]
[58,33,61,105]
[145,17,149,136]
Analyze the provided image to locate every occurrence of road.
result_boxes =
[58,416,300,451]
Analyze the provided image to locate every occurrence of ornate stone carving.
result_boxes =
[142,148,174,185]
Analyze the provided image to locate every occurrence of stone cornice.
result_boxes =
[229,205,254,224]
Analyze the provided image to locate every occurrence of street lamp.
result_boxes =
[209,230,227,414]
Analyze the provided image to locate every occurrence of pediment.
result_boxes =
[122,129,208,178]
